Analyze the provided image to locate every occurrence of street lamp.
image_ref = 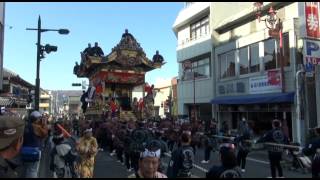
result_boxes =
[253,3,285,93]
[26,16,69,111]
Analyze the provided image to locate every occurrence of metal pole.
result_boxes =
[279,20,285,93]
[35,16,41,111]
[296,70,304,144]
[193,69,196,122]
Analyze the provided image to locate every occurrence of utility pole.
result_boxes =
[35,16,41,111]
[26,15,69,111]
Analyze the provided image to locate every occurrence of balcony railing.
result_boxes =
[177,33,210,48]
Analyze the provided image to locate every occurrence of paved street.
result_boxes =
[38,134,313,178]
[92,147,312,178]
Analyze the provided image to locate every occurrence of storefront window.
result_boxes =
[249,43,260,73]
[220,50,235,79]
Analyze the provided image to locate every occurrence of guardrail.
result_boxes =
[210,135,301,149]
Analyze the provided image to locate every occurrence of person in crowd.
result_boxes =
[238,117,249,136]
[72,118,80,137]
[301,126,320,178]
[50,126,76,178]
[255,119,289,178]
[114,128,125,165]
[22,110,48,178]
[128,142,167,178]
[110,98,118,119]
[206,144,242,178]
[131,97,138,115]
[201,133,215,164]
[234,127,252,173]
[220,121,230,137]
[152,131,168,173]
[124,127,134,172]
[80,91,88,114]
[76,127,98,178]
[166,132,194,178]
[92,42,104,57]
[0,114,25,177]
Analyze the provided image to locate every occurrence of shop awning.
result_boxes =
[210,92,295,105]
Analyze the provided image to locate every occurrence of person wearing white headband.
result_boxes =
[128,147,167,178]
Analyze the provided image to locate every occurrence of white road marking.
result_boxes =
[247,157,269,165]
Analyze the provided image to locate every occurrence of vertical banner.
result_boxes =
[305,2,320,39]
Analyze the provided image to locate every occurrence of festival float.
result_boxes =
[73,29,165,122]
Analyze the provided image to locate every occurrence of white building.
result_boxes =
[173,2,213,122]
[173,2,320,144]
[153,79,171,118]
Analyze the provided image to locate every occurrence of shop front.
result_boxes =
[211,92,295,138]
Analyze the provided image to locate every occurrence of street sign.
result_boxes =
[72,83,81,86]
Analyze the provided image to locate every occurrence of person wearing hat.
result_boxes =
[0,115,25,177]
[22,110,48,178]
[301,126,320,178]
[255,119,289,178]
[206,144,241,178]
[128,142,167,178]
[75,126,98,178]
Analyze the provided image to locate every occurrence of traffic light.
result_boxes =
[44,44,57,54]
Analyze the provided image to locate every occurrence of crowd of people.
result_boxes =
[0,108,320,178]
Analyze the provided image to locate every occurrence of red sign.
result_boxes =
[267,70,281,86]
[305,2,320,39]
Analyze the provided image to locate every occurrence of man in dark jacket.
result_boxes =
[256,119,289,178]
[152,50,164,63]
[92,42,104,57]
[206,144,241,178]
[166,132,194,178]
[83,43,93,56]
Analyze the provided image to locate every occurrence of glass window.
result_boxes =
[220,54,227,78]
[190,16,209,41]
[220,51,235,78]
[239,47,249,75]
[250,43,260,73]
[183,57,210,80]
[264,38,277,70]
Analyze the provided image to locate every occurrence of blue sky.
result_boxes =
[4,2,182,90]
